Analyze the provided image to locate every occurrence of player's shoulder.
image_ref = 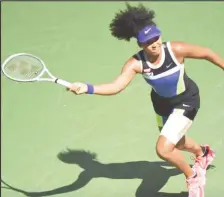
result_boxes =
[122,51,143,73]
[132,49,143,60]
[169,41,190,51]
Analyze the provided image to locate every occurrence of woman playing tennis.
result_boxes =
[68,4,224,197]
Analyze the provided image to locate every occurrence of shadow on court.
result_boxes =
[1,149,215,197]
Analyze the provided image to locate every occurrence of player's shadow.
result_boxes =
[1,149,215,197]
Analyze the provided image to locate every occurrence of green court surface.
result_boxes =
[1,2,224,197]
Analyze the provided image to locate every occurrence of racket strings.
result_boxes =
[3,56,44,81]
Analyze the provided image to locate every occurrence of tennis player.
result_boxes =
[67,4,224,197]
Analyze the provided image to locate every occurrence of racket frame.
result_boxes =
[1,53,71,87]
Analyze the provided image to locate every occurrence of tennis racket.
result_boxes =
[1,53,72,88]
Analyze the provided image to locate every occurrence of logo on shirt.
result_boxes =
[143,68,153,76]
[166,63,173,68]
[143,68,151,73]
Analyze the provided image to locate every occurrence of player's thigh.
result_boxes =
[159,108,199,145]
[156,112,187,151]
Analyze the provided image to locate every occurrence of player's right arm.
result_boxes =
[68,57,142,95]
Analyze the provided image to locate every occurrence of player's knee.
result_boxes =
[156,144,172,160]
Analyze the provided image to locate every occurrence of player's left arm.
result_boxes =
[171,41,224,71]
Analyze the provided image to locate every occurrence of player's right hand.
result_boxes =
[66,82,88,95]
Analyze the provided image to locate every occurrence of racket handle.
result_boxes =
[55,78,71,88]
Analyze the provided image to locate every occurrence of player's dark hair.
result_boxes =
[109,3,156,41]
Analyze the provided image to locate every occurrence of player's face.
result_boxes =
[141,36,162,56]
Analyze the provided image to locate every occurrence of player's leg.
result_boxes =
[174,110,215,174]
[155,109,203,196]
[176,136,208,157]
[176,136,203,156]
[155,109,195,178]
[176,135,215,188]
[157,114,203,157]
[175,92,215,173]
[157,109,215,170]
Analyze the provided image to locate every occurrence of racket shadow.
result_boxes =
[1,149,215,197]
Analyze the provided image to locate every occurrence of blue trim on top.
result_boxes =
[144,70,180,97]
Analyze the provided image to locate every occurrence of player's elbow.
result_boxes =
[190,48,213,60]
[204,48,217,60]
[111,85,124,95]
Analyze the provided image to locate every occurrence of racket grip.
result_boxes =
[55,78,71,88]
